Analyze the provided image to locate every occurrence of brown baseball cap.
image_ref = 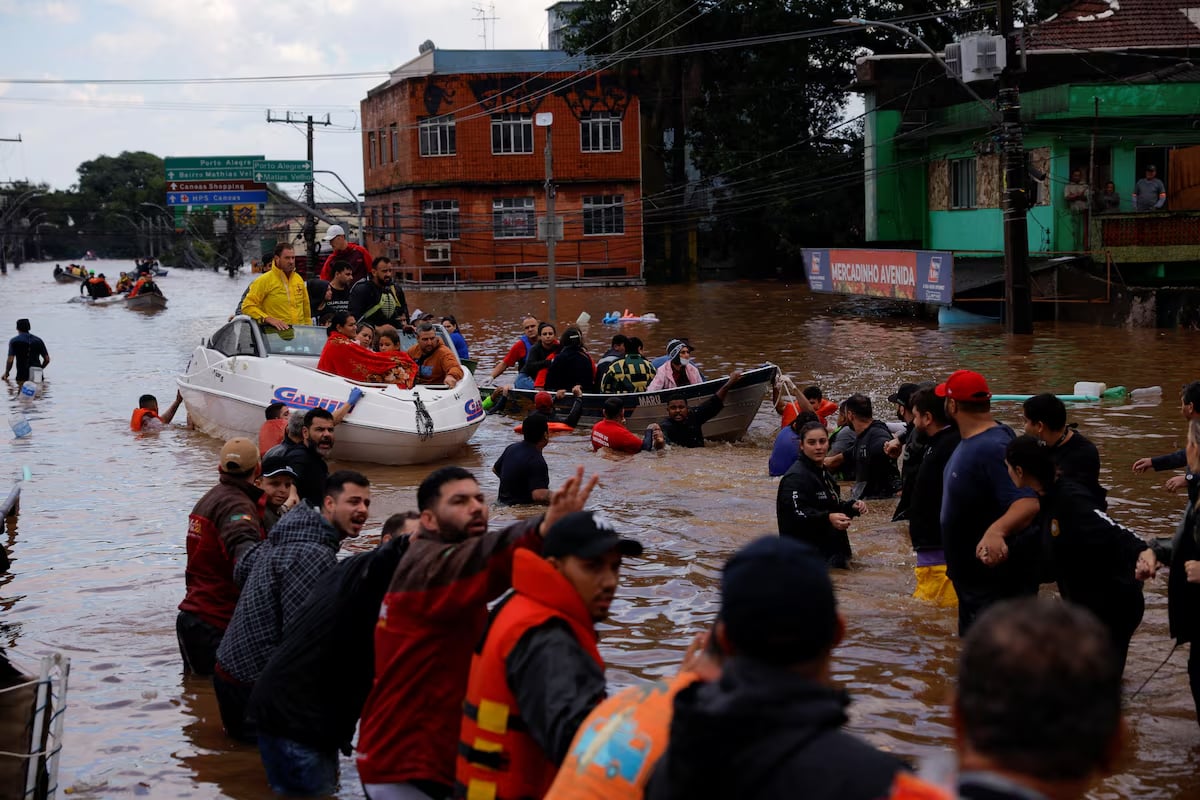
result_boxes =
[219,437,260,474]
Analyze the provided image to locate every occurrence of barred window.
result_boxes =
[950,158,977,209]
[422,199,460,240]
[583,195,625,235]
[581,111,622,153]
[419,115,456,157]
[493,197,535,239]
[491,113,534,154]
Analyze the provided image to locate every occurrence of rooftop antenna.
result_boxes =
[474,2,498,49]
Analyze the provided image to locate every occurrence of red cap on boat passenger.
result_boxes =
[534,391,554,412]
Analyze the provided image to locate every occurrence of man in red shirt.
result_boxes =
[591,398,665,454]
[486,316,539,384]
[355,465,597,800]
[318,224,372,284]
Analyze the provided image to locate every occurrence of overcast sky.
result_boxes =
[0,0,556,200]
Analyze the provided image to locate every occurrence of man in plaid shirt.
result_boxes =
[213,469,371,741]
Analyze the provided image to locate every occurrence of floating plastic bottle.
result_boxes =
[8,413,32,439]
[19,381,37,398]
[1130,386,1163,403]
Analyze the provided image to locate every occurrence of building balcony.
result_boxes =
[1095,210,1200,263]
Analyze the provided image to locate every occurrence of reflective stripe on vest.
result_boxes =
[455,551,603,800]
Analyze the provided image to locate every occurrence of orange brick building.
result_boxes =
[360,49,643,285]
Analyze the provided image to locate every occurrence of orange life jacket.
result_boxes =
[543,671,701,800]
[456,550,603,800]
[130,407,160,431]
[886,773,955,800]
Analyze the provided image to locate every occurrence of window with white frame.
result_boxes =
[491,113,534,154]
[419,115,456,157]
[422,199,460,240]
[583,195,625,235]
[493,197,535,239]
[950,158,977,209]
[581,111,622,152]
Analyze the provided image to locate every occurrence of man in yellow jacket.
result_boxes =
[241,243,310,329]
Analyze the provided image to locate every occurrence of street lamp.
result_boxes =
[535,111,557,323]
[833,18,998,121]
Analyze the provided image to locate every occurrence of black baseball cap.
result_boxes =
[887,383,920,406]
[261,453,297,479]
[544,511,644,559]
[720,536,838,665]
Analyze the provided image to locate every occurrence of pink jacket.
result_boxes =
[647,361,703,391]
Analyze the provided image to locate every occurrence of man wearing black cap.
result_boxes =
[494,412,552,505]
[646,536,904,800]
[456,511,642,800]
[257,453,299,533]
[545,326,595,392]
[176,437,265,676]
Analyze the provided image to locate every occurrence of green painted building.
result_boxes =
[855,0,1200,285]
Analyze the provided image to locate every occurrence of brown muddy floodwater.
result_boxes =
[2,261,1199,798]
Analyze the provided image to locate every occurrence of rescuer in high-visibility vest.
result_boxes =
[455,511,643,800]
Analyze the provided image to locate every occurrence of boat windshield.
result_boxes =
[262,325,328,357]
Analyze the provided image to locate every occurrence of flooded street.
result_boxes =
[3,261,1199,798]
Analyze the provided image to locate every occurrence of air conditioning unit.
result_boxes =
[948,34,1007,83]
[423,244,451,263]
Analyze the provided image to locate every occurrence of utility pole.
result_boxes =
[537,113,558,323]
[267,111,331,272]
[998,0,1033,334]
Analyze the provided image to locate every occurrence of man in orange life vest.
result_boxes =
[544,628,722,800]
[131,390,184,432]
[455,511,643,800]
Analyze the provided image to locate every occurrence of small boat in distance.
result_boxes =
[53,264,88,283]
[125,293,168,311]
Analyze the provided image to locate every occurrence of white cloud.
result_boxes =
[0,0,555,191]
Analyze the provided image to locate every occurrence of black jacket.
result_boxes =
[248,536,409,751]
[907,425,961,552]
[1039,479,1146,618]
[1051,430,1107,509]
[892,422,925,521]
[274,439,328,509]
[851,420,901,501]
[544,346,595,392]
[520,341,558,379]
[776,455,858,565]
[347,278,408,327]
[646,656,905,800]
[1152,503,1200,644]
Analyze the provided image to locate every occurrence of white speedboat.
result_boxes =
[178,317,484,465]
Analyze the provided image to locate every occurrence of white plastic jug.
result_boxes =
[8,413,31,439]
[1073,381,1107,398]
[28,366,43,383]
[19,381,36,398]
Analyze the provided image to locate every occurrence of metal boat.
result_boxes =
[487,363,779,442]
[125,293,168,310]
[178,317,484,465]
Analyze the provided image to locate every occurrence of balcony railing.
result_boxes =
[1093,210,1200,263]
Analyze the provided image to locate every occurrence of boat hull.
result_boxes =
[489,363,778,442]
[126,294,168,310]
[178,339,484,466]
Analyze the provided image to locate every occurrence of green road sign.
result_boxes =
[252,159,313,183]
[164,155,263,181]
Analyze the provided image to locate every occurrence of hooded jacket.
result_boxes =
[645,656,904,800]
[544,343,595,392]
[215,503,344,684]
[851,419,902,501]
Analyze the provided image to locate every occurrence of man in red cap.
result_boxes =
[936,370,1040,636]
